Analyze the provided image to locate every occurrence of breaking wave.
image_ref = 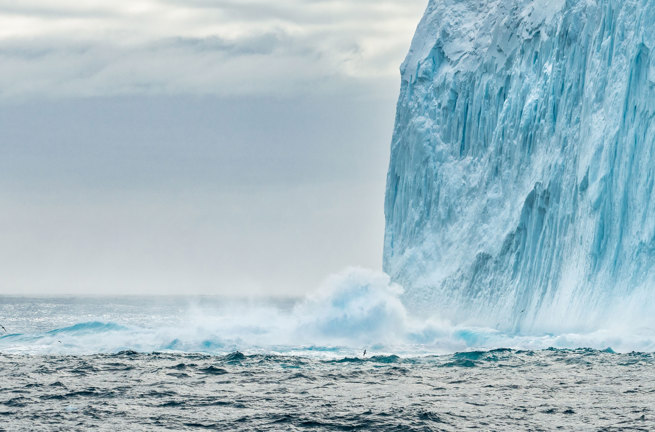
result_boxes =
[1,268,654,356]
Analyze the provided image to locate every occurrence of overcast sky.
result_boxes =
[0,0,427,296]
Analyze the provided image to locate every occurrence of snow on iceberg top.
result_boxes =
[402,0,566,80]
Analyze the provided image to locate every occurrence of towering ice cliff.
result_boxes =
[385,0,655,333]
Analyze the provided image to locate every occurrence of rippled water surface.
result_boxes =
[1,349,654,431]
[1,296,655,430]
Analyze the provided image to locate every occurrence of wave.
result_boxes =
[1,268,654,356]
[46,322,127,335]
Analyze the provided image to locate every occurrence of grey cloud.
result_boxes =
[160,0,423,23]
[167,32,290,56]
[0,33,364,99]
[0,3,118,19]
[0,0,426,99]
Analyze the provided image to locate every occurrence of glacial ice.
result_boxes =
[384,0,655,333]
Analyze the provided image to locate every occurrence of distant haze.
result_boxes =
[0,0,427,296]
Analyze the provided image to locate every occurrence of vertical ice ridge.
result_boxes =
[385,0,655,332]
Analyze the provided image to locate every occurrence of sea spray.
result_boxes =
[2,268,655,355]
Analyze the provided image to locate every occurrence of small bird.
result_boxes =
[0,324,6,333]
[363,349,367,357]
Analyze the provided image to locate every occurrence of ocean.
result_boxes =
[1,296,654,431]
[1,349,654,431]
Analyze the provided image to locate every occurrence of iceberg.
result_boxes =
[384,0,655,333]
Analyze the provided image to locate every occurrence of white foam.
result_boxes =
[1,268,654,356]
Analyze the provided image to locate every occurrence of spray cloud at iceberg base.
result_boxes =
[1,268,654,356]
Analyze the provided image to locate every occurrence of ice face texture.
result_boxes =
[384,0,655,333]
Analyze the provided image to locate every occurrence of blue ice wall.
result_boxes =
[385,0,655,332]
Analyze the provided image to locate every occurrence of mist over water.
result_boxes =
[2,268,654,356]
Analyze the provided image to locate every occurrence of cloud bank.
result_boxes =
[0,0,426,98]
